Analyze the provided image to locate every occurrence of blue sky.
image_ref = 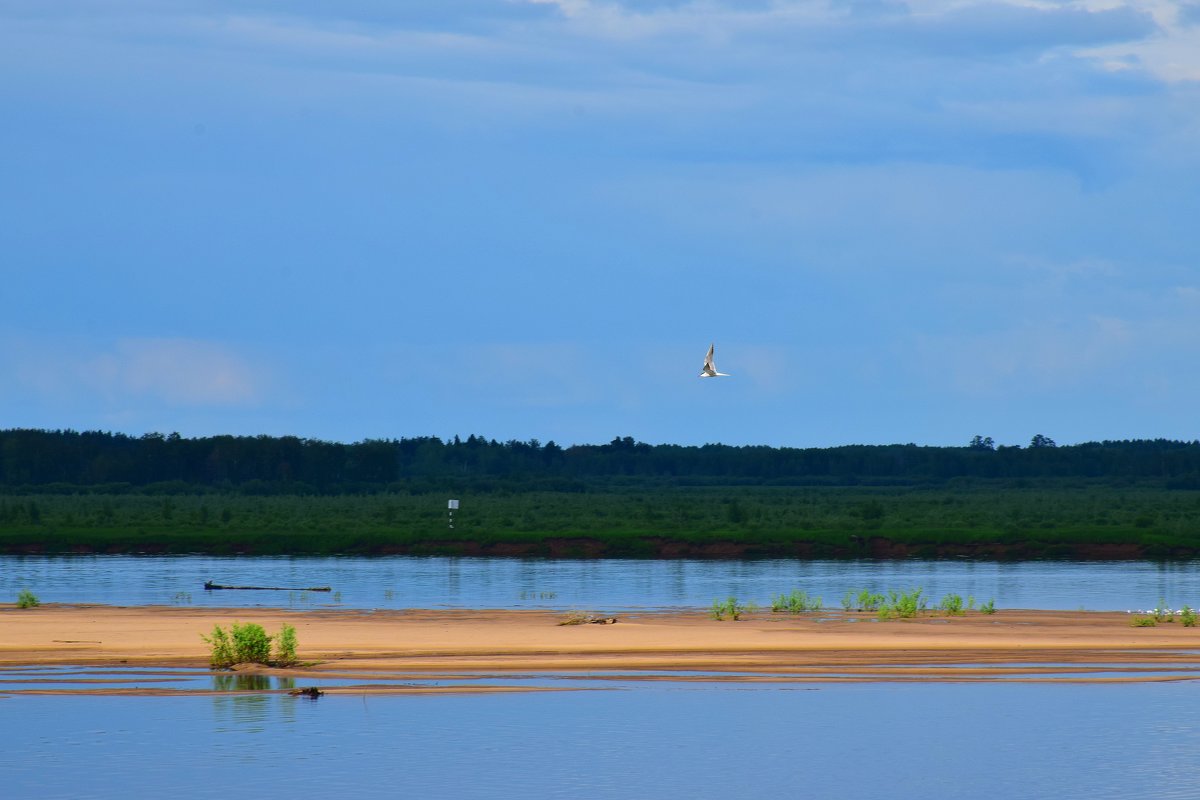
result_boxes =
[3,0,1199,448]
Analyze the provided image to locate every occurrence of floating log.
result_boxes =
[289,687,324,698]
[204,581,331,592]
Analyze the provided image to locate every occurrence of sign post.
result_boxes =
[448,499,459,530]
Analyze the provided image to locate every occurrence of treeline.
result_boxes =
[4,429,1200,494]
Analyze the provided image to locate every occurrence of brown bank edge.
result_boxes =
[366,537,1159,560]
[3,605,1200,695]
[0,536,1181,559]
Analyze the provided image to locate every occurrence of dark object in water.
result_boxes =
[204,581,332,592]
[289,687,324,698]
[558,613,619,626]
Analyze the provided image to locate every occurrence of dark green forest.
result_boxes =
[5,429,1200,493]
[3,429,1200,559]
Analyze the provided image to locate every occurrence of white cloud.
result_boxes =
[104,339,263,405]
[0,0,1180,178]
[7,337,267,408]
[913,314,1144,395]
[0,1,1162,82]
[1076,0,1200,82]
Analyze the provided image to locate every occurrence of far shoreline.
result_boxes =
[0,536,1187,560]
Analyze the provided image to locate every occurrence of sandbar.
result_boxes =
[2,605,1199,694]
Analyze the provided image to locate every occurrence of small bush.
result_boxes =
[939,594,965,616]
[203,625,236,668]
[1182,606,1197,628]
[1132,617,1157,627]
[16,589,40,609]
[772,589,821,613]
[232,622,272,664]
[710,596,753,621]
[203,622,275,668]
[274,624,299,666]
[878,587,926,620]
[842,589,884,612]
[980,599,996,615]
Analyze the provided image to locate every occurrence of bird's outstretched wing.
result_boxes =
[699,343,728,377]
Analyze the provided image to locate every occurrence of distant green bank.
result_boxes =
[3,486,1198,559]
[7,429,1200,495]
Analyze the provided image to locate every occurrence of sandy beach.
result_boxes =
[3,605,1199,694]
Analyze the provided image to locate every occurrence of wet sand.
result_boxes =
[3,605,1199,694]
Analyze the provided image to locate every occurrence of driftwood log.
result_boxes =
[204,581,331,592]
[558,613,618,626]
[288,687,324,698]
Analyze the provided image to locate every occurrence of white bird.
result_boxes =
[699,343,730,378]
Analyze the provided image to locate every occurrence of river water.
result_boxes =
[4,555,1200,798]
[2,555,1199,611]
[4,682,1200,799]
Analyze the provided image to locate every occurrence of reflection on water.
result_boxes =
[4,554,1200,611]
[212,691,272,732]
[209,675,300,732]
[211,674,296,692]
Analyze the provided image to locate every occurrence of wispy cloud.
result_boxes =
[7,337,268,408]
[913,314,1147,395]
[0,0,1182,181]
[2,1,1197,446]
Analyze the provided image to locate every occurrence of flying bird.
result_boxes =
[699,343,730,378]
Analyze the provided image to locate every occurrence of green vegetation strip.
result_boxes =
[717,588,998,620]
[2,485,1199,558]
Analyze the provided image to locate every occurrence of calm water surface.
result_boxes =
[3,682,1199,799]
[2,555,1199,610]
[5,556,1200,797]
